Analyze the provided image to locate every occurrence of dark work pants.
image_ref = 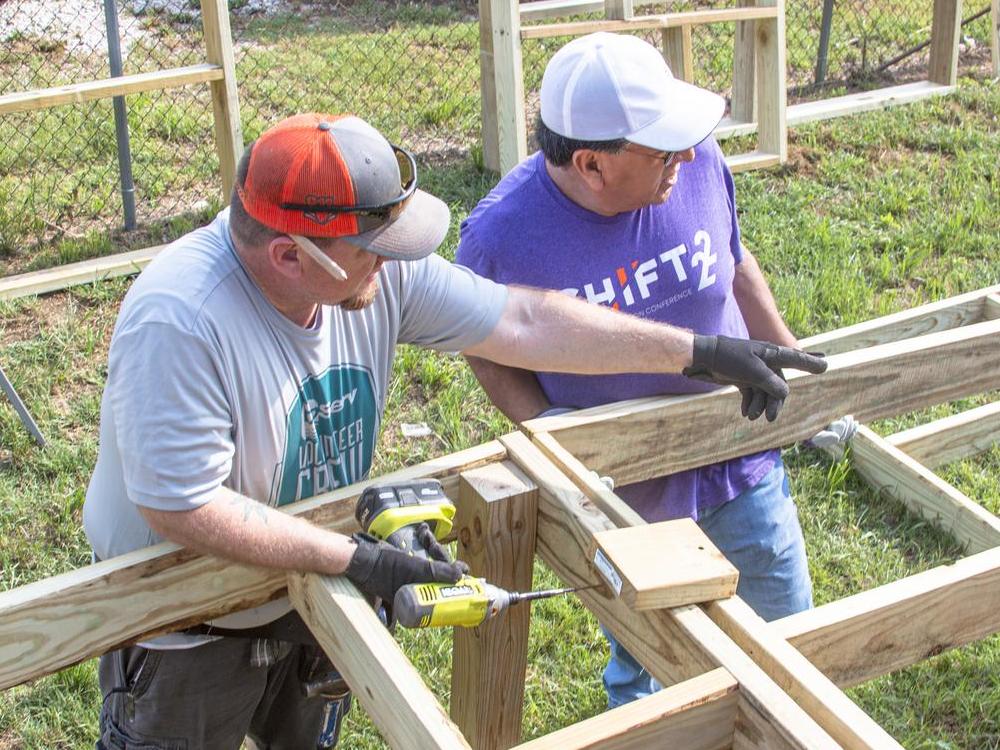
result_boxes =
[96,637,329,749]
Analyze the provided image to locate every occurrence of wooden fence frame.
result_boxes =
[3,285,1000,748]
[481,0,969,175]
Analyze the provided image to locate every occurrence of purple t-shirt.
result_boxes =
[456,140,778,522]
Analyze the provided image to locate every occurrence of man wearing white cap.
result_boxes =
[84,111,824,747]
[457,32,829,708]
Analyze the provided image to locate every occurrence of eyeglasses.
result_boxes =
[623,144,678,168]
[279,144,418,221]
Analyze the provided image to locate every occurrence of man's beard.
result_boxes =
[340,282,380,311]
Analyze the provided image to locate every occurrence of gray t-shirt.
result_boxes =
[83,209,507,638]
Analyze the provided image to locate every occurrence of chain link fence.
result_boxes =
[0,0,993,271]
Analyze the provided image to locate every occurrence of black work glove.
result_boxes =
[682,334,827,422]
[344,531,469,603]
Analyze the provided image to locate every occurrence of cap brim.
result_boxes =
[627,80,726,152]
[347,189,451,261]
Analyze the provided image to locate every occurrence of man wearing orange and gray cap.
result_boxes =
[83,112,825,748]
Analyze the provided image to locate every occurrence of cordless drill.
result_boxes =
[355,479,579,629]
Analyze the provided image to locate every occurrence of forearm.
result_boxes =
[466,286,694,374]
[465,355,551,423]
[139,487,355,576]
[733,250,797,346]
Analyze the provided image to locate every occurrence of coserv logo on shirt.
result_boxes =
[270,365,377,505]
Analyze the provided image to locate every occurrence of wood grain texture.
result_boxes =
[0,441,505,690]
[200,0,244,200]
[489,0,527,174]
[289,572,471,750]
[0,245,164,301]
[772,546,1000,688]
[928,0,964,84]
[591,521,738,609]
[451,462,538,750]
[501,432,840,750]
[0,64,224,115]
[754,2,787,162]
[519,7,778,38]
[706,598,902,749]
[525,318,1000,485]
[886,400,1000,468]
[603,0,634,21]
[661,26,693,82]
[479,0,501,171]
[725,151,781,173]
[851,425,1000,553]
[513,668,738,750]
[785,81,955,128]
[985,293,1000,320]
[730,0,757,123]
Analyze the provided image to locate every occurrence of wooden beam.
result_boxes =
[519,7,779,39]
[0,64,224,116]
[288,572,472,750]
[886,401,1000,468]
[524,317,1000,485]
[993,0,999,78]
[785,81,955,128]
[730,0,757,123]
[200,0,244,201]
[850,424,1000,553]
[985,293,1000,320]
[928,0,964,85]
[451,462,538,750]
[772,546,1000,688]
[0,245,164,301]
[604,0,634,21]
[661,26,694,82]
[706,598,903,749]
[513,668,739,750]
[488,0,528,174]
[754,2,787,163]
[519,0,604,21]
[501,432,841,750]
[479,0,501,171]
[591,521,738,609]
[725,151,781,173]
[0,441,505,691]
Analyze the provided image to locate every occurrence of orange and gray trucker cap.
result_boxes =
[237,113,450,260]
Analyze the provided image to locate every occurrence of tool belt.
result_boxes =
[184,609,320,645]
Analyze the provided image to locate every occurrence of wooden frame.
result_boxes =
[3,285,1000,747]
[482,0,967,175]
[481,0,787,175]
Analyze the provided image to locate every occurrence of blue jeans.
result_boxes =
[602,461,812,708]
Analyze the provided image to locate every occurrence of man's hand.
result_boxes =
[806,415,858,450]
[682,334,827,422]
[343,531,468,602]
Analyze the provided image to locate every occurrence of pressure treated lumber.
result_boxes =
[525,317,1000,485]
[590,520,738,609]
[604,0,633,21]
[993,0,999,77]
[0,441,505,691]
[487,0,527,174]
[661,26,694,83]
[730,0,757,123]
[850,424,1000,553]
[0,65,224,115]
[786,81,955,127]
[200,0,244,199]
[985,293,1000,319]
[513,668,739,750]
[725,151,781,173]
[886,401,1000,468]
[928,0,964,85]
[772,546,1000,688]
[451,462,538,750]
[519,0,604,21]
[501,432,841,750]
[755,0,787,162]
[706,597,903,749]
[519,7,779,38]
[289,572,471,750]
[0,245,165,301]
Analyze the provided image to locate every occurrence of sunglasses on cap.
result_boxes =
[279,144,418,222]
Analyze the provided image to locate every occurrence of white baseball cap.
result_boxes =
[540,32,726,152]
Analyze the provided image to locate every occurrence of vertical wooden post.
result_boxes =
[731,0,757,123]
[604,0,634,20]
[451,462,538,750]
[755,0,787,162]
[200,0,244,202]
[928,0,964,85]
[991,0,999,78]
[662,26,694,83]
[482,0,527,175]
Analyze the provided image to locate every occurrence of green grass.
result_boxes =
[2,24,1000,750]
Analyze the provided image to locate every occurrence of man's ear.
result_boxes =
[266,236,303,280]
[571,149,606,192]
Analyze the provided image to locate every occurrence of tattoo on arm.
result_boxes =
[230,494,270,525]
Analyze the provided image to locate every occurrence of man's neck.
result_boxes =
[544,159,617,217]
[231,230,319,328]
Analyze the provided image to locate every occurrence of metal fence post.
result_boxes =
[814,0,836,85]
[103,0,137,231]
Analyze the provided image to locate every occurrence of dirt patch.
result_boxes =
[0,293,76,347]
